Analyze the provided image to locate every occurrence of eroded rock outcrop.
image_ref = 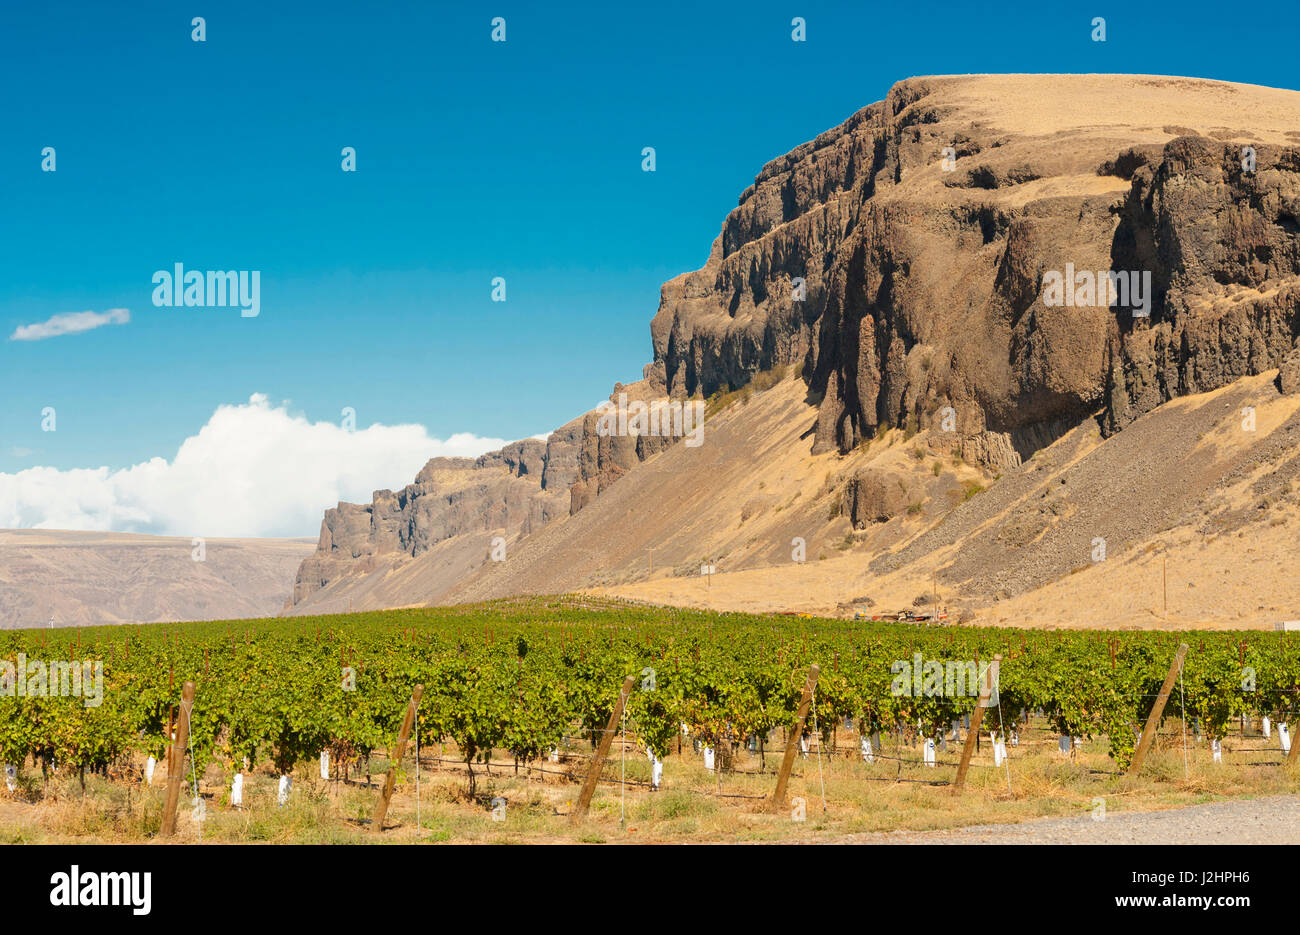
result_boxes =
[1279,341,1300,395]
[293,437,578,604]
[293,75,1300,609]
[648,75,1300,462]
[1103,137,1300,430]
[842,468,924,527]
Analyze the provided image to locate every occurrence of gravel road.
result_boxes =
[838,795,1300,844]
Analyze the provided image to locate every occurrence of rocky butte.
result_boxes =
[291,75,1300,625]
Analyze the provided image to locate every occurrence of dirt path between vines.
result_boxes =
[813,794,1300,844]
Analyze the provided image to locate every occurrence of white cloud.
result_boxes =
[0,394,508,537]
[8,448,34,458]
[9,308,131,341]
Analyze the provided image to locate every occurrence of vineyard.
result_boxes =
[1,596,1298,841]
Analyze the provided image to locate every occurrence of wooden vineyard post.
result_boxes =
[166,667,175,772]
[159,681,195,837]
[767,664,820,812]
[1288,720,1300,767]
[570,674,637,823]
[1128,643,1188,776]
[371,684,424,829]
[953,654,1002,793]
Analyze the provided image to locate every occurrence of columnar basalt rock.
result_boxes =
[292,443,575,604]
[648,76,1300,461]
[293,75,1300,609]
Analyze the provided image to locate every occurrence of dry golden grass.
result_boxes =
[1,719,1295,844]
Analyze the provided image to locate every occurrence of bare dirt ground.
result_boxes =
[584,374,1300,630]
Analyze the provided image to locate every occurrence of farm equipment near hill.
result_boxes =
[855,608,950,625]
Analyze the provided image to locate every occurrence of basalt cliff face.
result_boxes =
[292,439,573,605]
[291,386,680,606]
[292,74,1300,614]
[649,74,1300,461]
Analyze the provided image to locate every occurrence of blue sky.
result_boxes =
[1,0,1297,534]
